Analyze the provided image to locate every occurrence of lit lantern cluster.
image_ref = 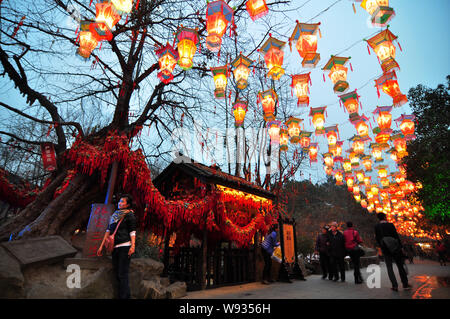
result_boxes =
[289,21,321,68]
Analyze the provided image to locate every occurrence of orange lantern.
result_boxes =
[343,158,352,173]
[391,133,408,158]
[364,175,371,187]
[361,199,368,208]
[330,141,343,163]
[95,1,120,31]
[299,131,312,149]
[325,125,339,146]
[323,152,334,167]
[376,165,389,178]
[395,114,416,141]
[353,185,360,195]
[291,73,311,107]
[280,126,289,151]
[285,116,303,143]
[339,90,360,118]
[360,0,395,27]
[373,105,393,130]
[111,0,133,13]
[373,127,392,150]
[323,56,351,93]
[260,35,286,80]
[371,184,379,196]
[370,143,383,162]
[346,175,355,189]
[334,170,344,185]
[267,120,281,144]
[355,170,365,183]
[211,65,228,99]
[375,70,407,107]
[232,100,248,127]
[361,155,373,172]
[349,151,360,167]
[354,194,361,202]
[366,29,399,73]
[325,166,333,176]
[77,21,98,59]
[350,115,371,141]
[258,89,278,121]
[206,1,234,52]
[155,43,179,84]
[231,53,253,90]
[289,21,321,67]
[309,106,326,135]
[309,143,319,162]
[380,177,390,188]
[246,0,269,21]
[386,147,399,163]
[350,135,365,154]
[175,26,200,70]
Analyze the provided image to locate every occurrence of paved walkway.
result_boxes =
[183,259,450,299]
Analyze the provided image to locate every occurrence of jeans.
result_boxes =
[329,255,345,281]
[348,250,362,281]
[319,252,330,278]
[384,253,408,288]
[261,248,272,281]
[112,246,131,299]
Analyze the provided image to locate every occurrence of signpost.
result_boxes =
[278,217,305,281]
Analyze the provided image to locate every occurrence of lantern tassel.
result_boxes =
[367,44,371,55]
[318,28,322,39]
[136,0,140,10]
[352,3,356,14]
[350,63,353,72]
[397,41,402,52]
[323,73,325,82]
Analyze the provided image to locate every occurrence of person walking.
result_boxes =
[375,213,411,292]
[98,194,137,299]
[328,222,346,282]
[343,222,364,284]
[261,223,279,284]
[314,226,331,280]
[436,241,447,266]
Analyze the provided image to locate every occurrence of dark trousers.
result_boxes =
[112,246,131,299]
[348,250,362,281]
[329,255,345,281]
[261,249,272,281]
[384,253,408,288]
[319,252,330,278]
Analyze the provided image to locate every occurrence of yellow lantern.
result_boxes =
[323,152,334,167]
[354,194,361,202]
[346,175,355,189]
[380,177,390,188]
[77,22,98,59]
[175,26,200,70]
[371,184,379,196]
[355,170,365,183]
[343,159,352,173]
[370,143,383,162]
[232,100,248,127]
[279,126,289,151]
[386,147,399,163]
[260,35,286,80]
[325,125,339,146]
[309,106,327,135]
[376,165,388,178]
[285,116,303,143]
[211,65,228,99]
[364,176,371,187]
[231,53,253,90]
[95,1,121,31]
[334,170,344,185]
[349,151,360,167]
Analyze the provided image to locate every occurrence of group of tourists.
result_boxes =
[315,213,412,291]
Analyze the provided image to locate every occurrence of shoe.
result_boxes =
[391,287,398,292]
[403,284,412,290]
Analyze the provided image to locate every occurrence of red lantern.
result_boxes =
[289,21,321,68]
[366,29,399,73]
[339,90,360,118]
[231,53,253,90]
[350,115,371,141]
[334,170,344,185]
[95,1,121,31]
[285,116,303,144]
[175,26,200,70]
[350,135,365,154]
[325,125,339,146]
[373,127,392,149]
[267,120,281,144]
[309,143,319,162]
[291,73,311,107]
[395,114,416,141]
[349,151,360,167]
[346,175,355,190]
[323,56,351,93]
[232,100,248,127]
[391,133,408,158]
[373,105,393,130]
[260,35,286,80]
[362,155,373,172]
[299,131,312,149]
[155,43,179,84]
[330,141,343,162]
[206,1,234,52]
[375,71,407,107]
[246,0,269,21]
[309,106,326,135]
[77,21,98,58]
[258,89,278,121]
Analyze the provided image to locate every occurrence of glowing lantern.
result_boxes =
[246,0,269,21]
[279,126,289,151]
[323,56,351,93]
[325,166,333,176]
[260,35,286,80]
[323,152,334,167]
[286,116,303,144]
[155,43,179,84]
[334,170,344,185]
[371,184,379,196]
[364,176,371,187]
[175,26,200,70]
[339,90,360,118]
[77,21,98,59]
[354,194,361,202]
[373,127,392,150]
[361,199,368,208]
[375,70,407,107]
[370,143,383,162]
[380,177,390,188]
[350,135,365,154]
[361,155,373,172]
[258,89,278,121]
[367,190,374,200]
[267,120,281,144]
[367,203,375,212]
[95,1,121,31]
[111,0,133,13]
[395,114,416,141]
[231,53,253,90]
[366,29,399,73]
[373,105,392,130]
[325,125,339,146]
[393,172,405,185]
[299,131,312,149]
[309,143,319,162]
[232,100,248,127]
[206,1,234,52]
[360,0,395,27]
[355,170,365,183]
[211,65,228,99]
[346,175,355,189]
[353,185,360,195]
[350,115,371,141]
[343,159,352,173]
[289,21,321,67]
[89,22,113,42]
[386,147,399,162]
[309,107,327,135]
[349,151,360,167]
[291,73,311,107]
[391,133,408,158]
[330,141,343,162]
[376,165,388,178]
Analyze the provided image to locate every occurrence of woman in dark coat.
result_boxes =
[328,222,346,282]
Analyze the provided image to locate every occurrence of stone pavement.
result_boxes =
[183,259,450,299]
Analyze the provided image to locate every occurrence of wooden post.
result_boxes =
[162,230,171,277]
[200,226,208,289]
